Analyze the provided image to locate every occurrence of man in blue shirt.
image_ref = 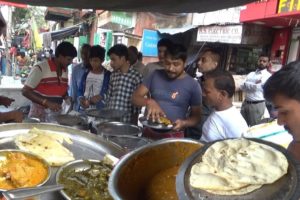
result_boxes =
[70,44,91,111]
[132,44,202,139]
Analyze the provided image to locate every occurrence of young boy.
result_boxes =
[78,45,111,110]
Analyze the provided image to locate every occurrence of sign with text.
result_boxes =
[197,25,243,44]
[278,0,300,13]
[141,29,161,57]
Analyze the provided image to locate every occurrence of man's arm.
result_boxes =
[22,86,61,112]
[173,106,201,131]
[0,111,23,123]
[132,84,165,120]
[131,84,150,107]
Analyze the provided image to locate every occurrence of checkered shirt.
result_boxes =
[105,67,143,122]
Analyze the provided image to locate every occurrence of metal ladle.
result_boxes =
[2,185,64,200]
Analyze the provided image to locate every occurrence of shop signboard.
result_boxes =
[141,29,161,57]
[196,25,243,44]
[111,12,133,27]
[278,0,300,13]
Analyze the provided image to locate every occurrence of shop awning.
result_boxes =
[158,25,196,35]
[0,0,255,13]
[46,26,79,41]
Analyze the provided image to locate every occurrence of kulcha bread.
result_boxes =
[190,138,288,195]
[15,128,75,166]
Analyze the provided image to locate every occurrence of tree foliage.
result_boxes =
[12,7,47,34]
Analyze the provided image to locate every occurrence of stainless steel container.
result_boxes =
[95,121,142,136]
[109,139,203,200]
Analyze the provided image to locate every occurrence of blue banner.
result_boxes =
[141,29,161,57]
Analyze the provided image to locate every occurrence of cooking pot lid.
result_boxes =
[176,138,300,200]
[96,121,141,136]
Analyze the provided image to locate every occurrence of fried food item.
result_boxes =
[15,128,74,166]
[158,116,172,126]
[0,152,49,190]
[190,138,288,195]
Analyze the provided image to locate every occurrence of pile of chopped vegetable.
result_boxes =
[58,160,113,200]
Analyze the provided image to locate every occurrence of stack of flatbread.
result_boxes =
[15,128,75,166]
[190,138,289,195]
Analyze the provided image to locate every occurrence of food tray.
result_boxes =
[176,138,300,200]
[0,123,125,200]
[139,116,173,130]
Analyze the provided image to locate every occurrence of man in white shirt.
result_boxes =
[201,70,248,142]
[240,54,272,126]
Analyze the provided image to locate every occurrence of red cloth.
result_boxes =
[142,127,184,140]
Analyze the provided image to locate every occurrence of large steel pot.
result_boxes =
[109,138,203,200]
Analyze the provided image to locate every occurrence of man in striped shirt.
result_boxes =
[22,42,77,121]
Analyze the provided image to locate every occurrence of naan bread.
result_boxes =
[206,184,263,195]
[190,163,248,191]
[15,128,75,166]
[190,138,289,195]
[203,139,288,185]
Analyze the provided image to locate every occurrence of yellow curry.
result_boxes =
[0,152,49,190]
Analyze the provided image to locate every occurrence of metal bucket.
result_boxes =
[109,139,203,200]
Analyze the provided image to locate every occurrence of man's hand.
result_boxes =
[173,119,187,131]
[11,111,23,122]
[0,96,15,107]
[90,95,101,105]
[45,101,61,112]
[146,99,165,122]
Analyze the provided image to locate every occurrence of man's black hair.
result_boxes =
[205,69,235,98]
[107,44,129,60]
[264,61,300,102]
[81,43,91,50]
[165,43,187,62]
[157,38,173,49]
[259,52,270,61]
[55,41,77,58]
[128,46,139,65]
[138,52,143,61]
[89,45,105,61]
[202,47,221,64]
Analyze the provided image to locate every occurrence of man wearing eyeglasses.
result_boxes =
[240,53,272,126]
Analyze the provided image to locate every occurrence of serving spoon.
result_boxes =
[2,185,64,200]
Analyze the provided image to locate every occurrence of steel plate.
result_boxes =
[139,116,173,130]
[85,108,127,120]
[176,138,300,200]
[0,123,125,200]
[54,114,87,126]
[96,121,142,136]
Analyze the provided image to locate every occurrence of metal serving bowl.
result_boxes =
[0,149,51,191]
[55,159,102,200]
[108,138,203,200]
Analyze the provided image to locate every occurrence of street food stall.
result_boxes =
[1,0,299,200]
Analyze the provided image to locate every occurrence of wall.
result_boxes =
[240,0,278,22]
[287,28,300,63]
[270,28,291,64]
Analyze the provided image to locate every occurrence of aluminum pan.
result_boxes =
[176,138,300,200]
[0,123,125,200]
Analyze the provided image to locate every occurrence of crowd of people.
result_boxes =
[1,38,300,162]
